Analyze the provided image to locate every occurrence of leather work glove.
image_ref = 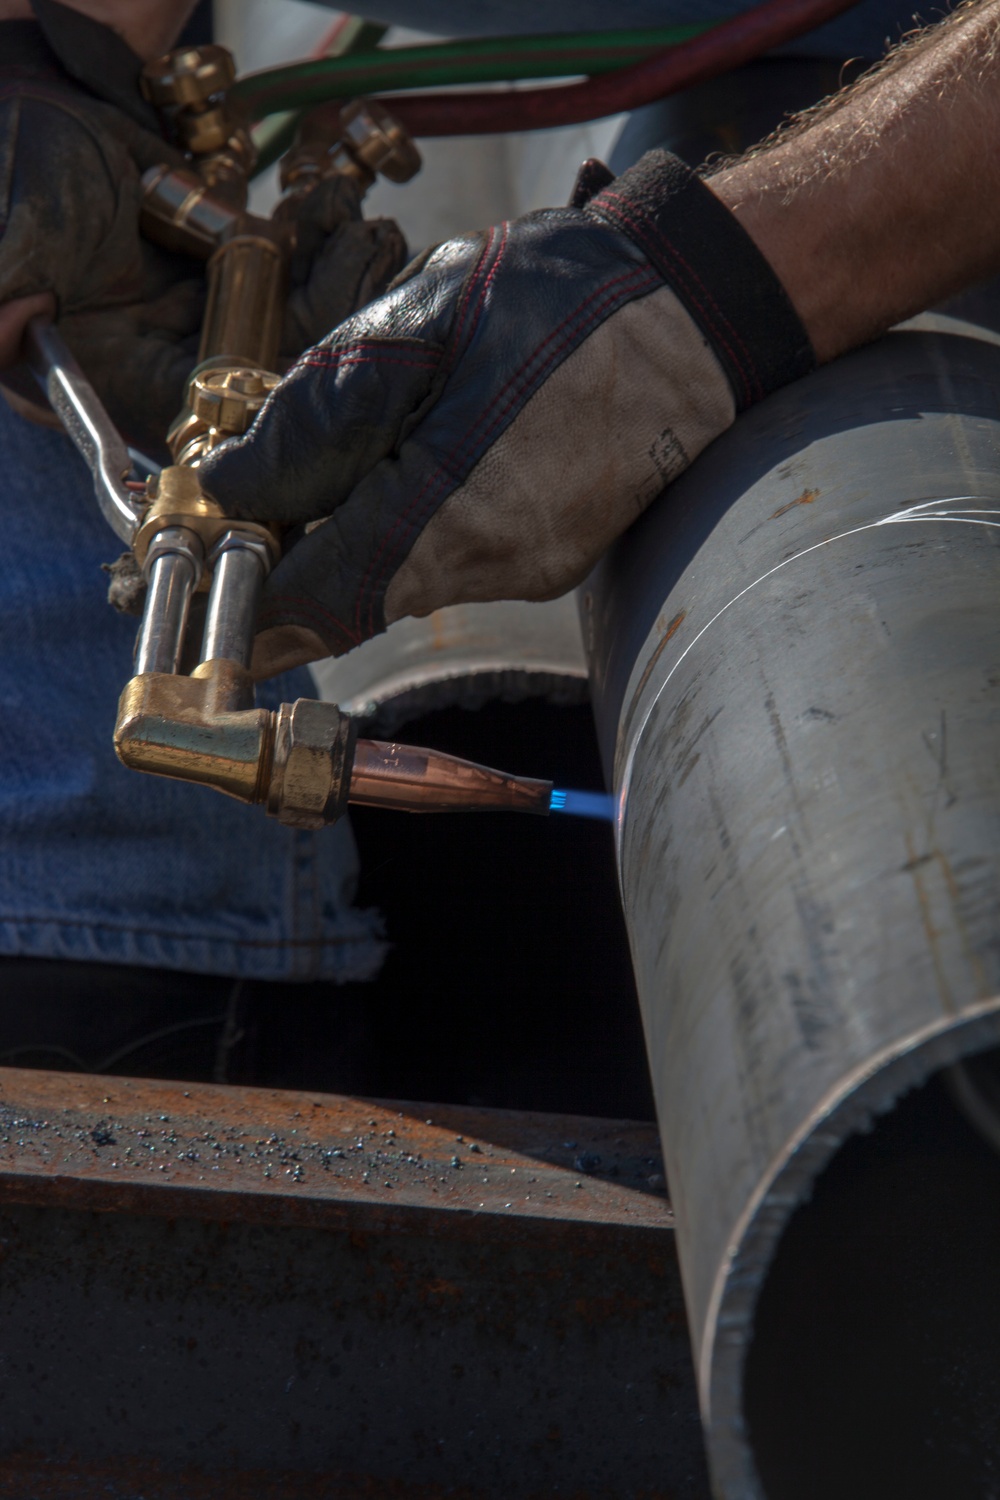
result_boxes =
[198,150,816,680]
[0,16,406,457]
[0,20,203,453]
[282,172,407,358]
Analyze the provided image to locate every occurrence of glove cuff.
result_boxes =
[587,150,815,413]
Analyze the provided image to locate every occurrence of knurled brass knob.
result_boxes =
[181,104,233,157]
[141,44,236,111]
[189,366,280,436]
[339,100,422,184]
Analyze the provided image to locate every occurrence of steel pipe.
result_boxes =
[585,323,1000,1498]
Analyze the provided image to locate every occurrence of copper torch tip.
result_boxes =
[348,739,552,816]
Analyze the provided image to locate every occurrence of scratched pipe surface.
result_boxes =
[585,326,1000,1499]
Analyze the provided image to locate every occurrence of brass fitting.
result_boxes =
[139,67,423,470]
[197,238,286,371]
[116,51,512,832]
[168,359,283,467]
[132,464,278,579]
[266,699,356,829]
[115,659,274,805]
[139,168,288,398]
[114,671,550,827]
[139,164,242,257]
[340,99,422,185]
[140,44,255,208]
[141,45,235,113]
[189,366,280,436]
[277,99,421,210]
[115,665,355,826]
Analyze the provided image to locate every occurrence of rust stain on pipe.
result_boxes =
[770,487,820,519]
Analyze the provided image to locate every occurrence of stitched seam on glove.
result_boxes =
[448,222,510,369]
[464,265,660,467]
[299,351,441,373]
[358,261,660,636]
[360,263,659,635]
[300,338,437,358]
[259,595,360,650]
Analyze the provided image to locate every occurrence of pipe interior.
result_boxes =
[744,1048,1000,1500]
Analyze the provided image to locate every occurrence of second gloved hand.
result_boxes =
[0,19,406,458]
[199,150,816,678]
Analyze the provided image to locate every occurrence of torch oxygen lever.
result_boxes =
[23,316,143,545]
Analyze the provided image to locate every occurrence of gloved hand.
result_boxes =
[0,27,202,453]
[0,22,406,456]
[198,150,816,679]
[282,172,407,358]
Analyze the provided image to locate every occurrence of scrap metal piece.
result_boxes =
[0,1067,705,1499]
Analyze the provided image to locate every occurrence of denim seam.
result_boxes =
[0,913,366,949]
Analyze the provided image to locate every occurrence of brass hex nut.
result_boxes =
[190,367,280,436]
[339,100,422,184]
[141,44,236,111]
[267,699,356,830]
[132,465,279,576]
[181,103,233,156]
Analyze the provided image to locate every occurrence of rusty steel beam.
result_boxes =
[0,1068,708,1500]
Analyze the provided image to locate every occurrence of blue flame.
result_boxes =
[549,788,615,822]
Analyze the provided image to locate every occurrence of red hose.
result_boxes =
[385,0,862,137]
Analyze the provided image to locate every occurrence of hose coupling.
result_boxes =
[141,44,255,205]
[133,465,278,580]
[278,98,421,208]
[266,699,356,829]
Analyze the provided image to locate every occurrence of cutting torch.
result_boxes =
[21,43,552,831]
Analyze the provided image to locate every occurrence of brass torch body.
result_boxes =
[198,234,285,370]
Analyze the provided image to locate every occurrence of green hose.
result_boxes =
[250,18,386,178]
[234,22,713,124]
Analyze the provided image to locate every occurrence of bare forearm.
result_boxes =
[711,0,1000,361]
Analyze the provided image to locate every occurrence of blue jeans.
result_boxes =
[0,398,385,981]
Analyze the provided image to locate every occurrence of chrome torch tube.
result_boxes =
[201,533,269,668]
[134,544,200,676]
